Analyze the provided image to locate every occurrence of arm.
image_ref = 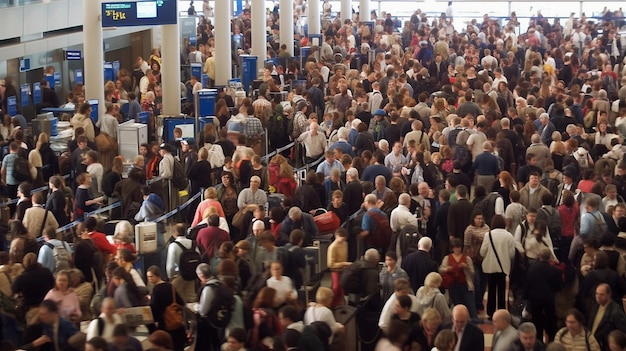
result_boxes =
[439,255,450,273]
[513,225,524,253]
[479,232,489,258]
[166,243,177,279]
[237,190,247,210]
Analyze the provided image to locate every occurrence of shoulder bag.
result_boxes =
[488,230,505,273]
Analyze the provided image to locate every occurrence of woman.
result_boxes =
[69,268,94,321]
[251,287,283,349]
[497,171,517,207]
[144,142,161,180]
[275,162,297,198]
[215,98,230,128]
[521,220,558,264]
[412,308,442,351]
[187,147,213,196]
[595,121,618,151]
[463,210,490,313]
[432,330,456,351]
[116,248,146,289]
[112,221,137,253]
[304,287,344,343]
[250,154,269,192]
[11,253,55,322]
[380,251,409,302]
[29,133,56,187]
[234,241,252,289]
[479,215,516,318]
[70,102,95,141]
[414,272,451,323]
[111,266,143,308]
[440,238,477,320]
[216,172,240,230]
[83,150,104,195]
[43,270,82,322]
[558,191,579,260]
[146,266,187,351]
[551,131,566,171]
[102,156,123,200]
[554,309,601,351]
[266,261,298,307]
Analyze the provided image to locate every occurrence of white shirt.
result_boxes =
[86,313,124,342]
[266,276,297,306]
[390,205,418,232]
[378,293,420,333]
[97,113,119,140]
[166,237,200,279]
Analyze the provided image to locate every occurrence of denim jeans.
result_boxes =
[449,283,478,319]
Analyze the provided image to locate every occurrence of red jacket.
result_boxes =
[89,231,117,257]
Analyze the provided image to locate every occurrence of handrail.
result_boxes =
[260,142,296,162]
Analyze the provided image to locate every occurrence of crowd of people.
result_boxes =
[2,2,626,351]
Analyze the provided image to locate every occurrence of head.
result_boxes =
[492,309,511,331]
[565,308,585,334]
[418,236,433,252]
[452,305,470,333]
[518,323,538,350]
[595,283,612,307]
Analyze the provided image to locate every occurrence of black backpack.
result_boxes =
[475,193,502,226]
[171,158,189,191]
[173,241,201,281]
[397,224,421,259]
[453,145,472,173]
[538,207,562,239]
[12,156,31,182]
[340,261,367,293]
[540,172,560,202]
[187,223,208,241]
[205,280,235,328]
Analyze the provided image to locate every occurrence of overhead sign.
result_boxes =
[19,58,30,72]
[102,0,177,28]
[65,50,82,61]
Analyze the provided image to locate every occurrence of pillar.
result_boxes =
[308,0,320,35]
[251,0,266,73]
[359,0,370,23]
[83,0,104,121]
[161,20,181,115]
[215,0,232,85]
[341,0,351,23]
[279,0,294,56]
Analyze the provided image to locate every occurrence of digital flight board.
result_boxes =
[101,0,177,28]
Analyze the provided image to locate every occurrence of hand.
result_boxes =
[458,263,468,269]
[337,323,345,333]
[358,231,368,239]
[33,335,51,347]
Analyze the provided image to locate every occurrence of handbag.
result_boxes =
[0,272,19,318]
[488,230,505,273]
[313,209,341,234]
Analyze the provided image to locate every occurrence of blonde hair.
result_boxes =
[204,187,217,199]
[202,206,219,219]
[198,147,209,160]
[421,308,442,325]
[423,272,443,293]
[315,287,334,306]
[434,330,456,351]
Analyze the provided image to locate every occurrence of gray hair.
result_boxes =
[346,167,359,179]
[418,236,433,251]
[338,127,350,140]
[364,248,380,263]
[288,206,303,219]
[518,322,537,335]
[398,193,411,206]
[196,263,211,278]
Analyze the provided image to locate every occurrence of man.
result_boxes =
[196,214,230,259]
[349,248,382,311]
[279,305,325,351]
[359,194,392,251]
[512,322,546,351]
[126,92,142,121]
[14,182,33,222]
[158,143,176,211]
[466,121,487,161]
[343,167,364,216]
[441,304,484,351]
[369,109,389,142]
[361,150,392,184]
[39,78,60,111]
[580,197,607,239]
[447,185,474,242]
[403,120,430,151]
[378,278,420,334]
[390,193,418,233]
[135,185,165,222]
[526,134,550,170]
[385,141,408,172]
[472,141,500,193]
[86,297,123,341]
[297,122,327,163]
[97,102,119,140]
[434,189,451,261]
[517,154,543,190]
[308,77,325,116]
[368,81,383,112]
[110,324,143,351]
[316,150,345,178]
[588,283,626,351]
[167,223,200,302]
[491,309,519,351]
[23,192,59,236]
[519,172,552,211]
[401,237,438,293]
[246,220,266,272]
[456,90,483,119]
[329,127,354,156]
[21,299,80,351]
[279,207,318,247]
[371,175,393,200]
[237,175,268,211]
[538,113,555,146]
[37,226,72,273]
[1,142,23,202]
[524,248,562,341]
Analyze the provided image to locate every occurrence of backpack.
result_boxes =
[541,171,560,201]
[163,284,185,331]
[207,144,225,168]
[12,156,31,182]
[574,147,589,169]
[339,261,367,294]
[187,223,208,241]
[396,224,421,259]
[475,193,502,226]
[171,158,189,191]
[538,207,562,239]
[366,209,393,249]
[590,212,608,244]
[44,242,73,274]
[206,280,235,328]
[173,241,201,281]
[268,113,288,142]
[453,145,472,173]
[309,321,332,348]
[583,109,596,129]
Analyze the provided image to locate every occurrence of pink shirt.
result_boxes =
[192,199,226,227]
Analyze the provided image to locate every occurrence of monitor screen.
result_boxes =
[102,0,177,28]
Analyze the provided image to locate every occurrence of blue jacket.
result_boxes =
[279,213,318,246]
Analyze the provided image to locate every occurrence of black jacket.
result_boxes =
[401,250,438,293]
[439,322,484,351]
[588,300,626,351]
[11,266,55,309]
[524,260,562,304]
[46,190,67,226]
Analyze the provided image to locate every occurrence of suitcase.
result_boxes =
[313,209,340,234]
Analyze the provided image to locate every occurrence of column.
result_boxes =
[359,0,370,23]
[161,22,181,115]
[251,0,266,72]
[83,0,104,121]
[341,0,351,23]
[279,0,294,56]
[308,0,320,35]
[215,0,232,85]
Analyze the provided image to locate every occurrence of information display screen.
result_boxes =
[101,0,176,27]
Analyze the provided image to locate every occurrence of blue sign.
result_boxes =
[190,63,202,81]
[112,61,120,81]
[137,111,150,124]
[101,0,178,28]
[235,0,242,15]
[197,89,217,117]
[20,84,29,107]
[241,55,258,94]
[74,69,84,85]
[46,75,55,90]
[189,36,197,46]
[7,96,17,116]
[33,82,41,104]
[19,58,30,72]
[53,72,61,86]
[103,62,114,82]
[88,99,99,124]
[201,74,209,88]
[65,50,82,60]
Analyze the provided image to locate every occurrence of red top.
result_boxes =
[558,204,580,237]
[89,231,117,257]
[196,226,230,258]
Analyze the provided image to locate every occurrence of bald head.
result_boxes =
[452,305,470,332]
[492,309,511,331]
[398,193,411,206]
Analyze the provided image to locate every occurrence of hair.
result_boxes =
[421,308,443,325]
[196,263,211,278]
[434,330,456,351]
[253,287,278,309]
[147,265,162,279]
[111,266,141,302]
[609,330,626,349]
[148,330,173,350]
[228,328,248,344]
[23,252,39,269]
[279,305,301,323]
[423,272,443,292]
[118,248,137,263]
[490,215,506,229]
[315,286,334,306]
[86,336,109,351]
[565,308,585,325]
[39,299,60,314]
[396,294,412,310]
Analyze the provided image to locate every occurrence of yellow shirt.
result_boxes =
[591,304,607,335]
[327,239,348,271]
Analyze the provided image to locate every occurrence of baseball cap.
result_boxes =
[374,109,386,116]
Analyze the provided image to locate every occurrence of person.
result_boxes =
[491,309,519,351]
[46,175,68,226]
[401,236,438,293]
[378,278,421,334]
[440,238,477,320]
[448,185,474,242]
[279,206,318,247]
[146,265,188,351]
[304,287,344,344]
[166,223,200,303]
[111,266,143,308]
[11,253,55,323]
[524,248,562,342]
[250,286,282,349]
[83,216,117,259]
[375,319,411,351]
[21,299,80,351]
[196,214,230,259]
[195,262,234,351]
[480,215,516,318]
[441,305,484,351]
[135,185,166,223]
[37,226,72,273]
[414,272,451,323]
[22,192,59,236]
[85,297,123,341]
[608,331,626,351]
[85,336,109,351]
[42,269,82,322]
[97,102,119,140]
[266,261,298,307]
[109,324,143,351]
[74,172,103,219]
[158,143,178,211]
[222,328,249,351]
[588,283,626,351]
[380,251,409,302]
[512,322,546,351]
[554,309,601,351]
[328,227,351,308]
[413,308,443,351]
